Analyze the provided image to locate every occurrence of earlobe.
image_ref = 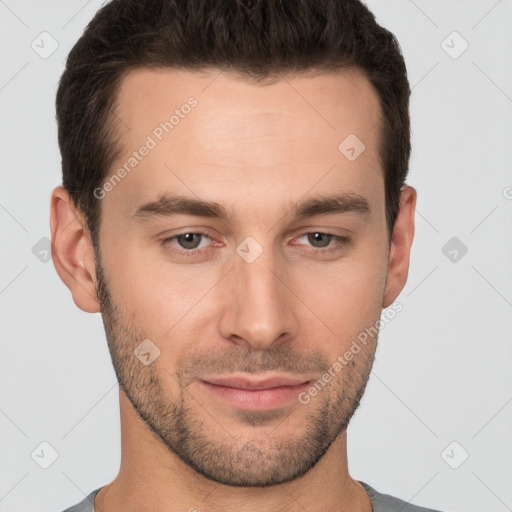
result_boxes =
[50,186,101,313]
[382,185,417,309]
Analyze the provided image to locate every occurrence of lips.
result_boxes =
[197,373,313,411]
[201,374,311,390]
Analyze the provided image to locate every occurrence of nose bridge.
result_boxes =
[218,240,297,350]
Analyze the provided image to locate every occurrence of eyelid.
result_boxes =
[291,232,351,252]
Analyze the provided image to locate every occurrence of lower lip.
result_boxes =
[198,380,311,410]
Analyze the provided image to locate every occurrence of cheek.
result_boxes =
[298,257,387,344]
[108,253,220,350]
[101,224,388,351]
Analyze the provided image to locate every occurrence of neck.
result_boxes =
[95,389,372,512]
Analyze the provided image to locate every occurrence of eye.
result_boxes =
[160,230,350,259]
[161,232,214,255]
[173,232,210,250]
[294,232,350,253]
[302,232,333,248]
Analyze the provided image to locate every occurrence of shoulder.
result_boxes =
[60,487,102,512]
[359,481,445,512]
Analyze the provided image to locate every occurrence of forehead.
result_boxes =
[114,66,382,142]
[107,66,384,215]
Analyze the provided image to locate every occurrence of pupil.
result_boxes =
[179,233,200,249]
[308,232,331,248]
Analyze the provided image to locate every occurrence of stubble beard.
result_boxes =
[94,254,378,487]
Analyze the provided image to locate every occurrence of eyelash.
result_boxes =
[161,231,351,258]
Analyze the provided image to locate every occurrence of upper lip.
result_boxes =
[200,373,312,390]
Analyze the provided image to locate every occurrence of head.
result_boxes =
[51,0,416,487]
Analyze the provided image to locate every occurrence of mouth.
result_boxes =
[197,373,313,411]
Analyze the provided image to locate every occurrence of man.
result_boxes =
[51,0,443,510]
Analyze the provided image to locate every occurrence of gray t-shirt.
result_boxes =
[61,481,443,511]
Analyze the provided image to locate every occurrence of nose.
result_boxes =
[218,246,298,351]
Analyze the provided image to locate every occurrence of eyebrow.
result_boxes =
[132,192,371,222]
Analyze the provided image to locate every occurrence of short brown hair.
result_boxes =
[56,0,411,248]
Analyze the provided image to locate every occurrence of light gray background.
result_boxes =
[1,1,511,511]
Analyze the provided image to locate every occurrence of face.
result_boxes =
[90,67,394,486]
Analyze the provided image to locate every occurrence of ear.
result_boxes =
[50,186,101,313]
[382,185,417,308]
